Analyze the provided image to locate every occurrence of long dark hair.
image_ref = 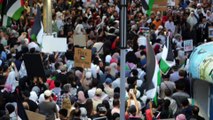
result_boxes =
[0,44,5,52]
[85,99,93,117]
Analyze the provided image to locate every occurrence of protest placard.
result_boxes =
[25,110,46,120]
[23,53,46,78]
[73,34,87,47]
[152,0,167,12]
[184,39,193,52]
[74,47,92,68]
[42,35,67,53]
[208,26,213,38]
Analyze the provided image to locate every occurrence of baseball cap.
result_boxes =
[105,78,112,84]
[95,88,103,96]
[44,90,52,97]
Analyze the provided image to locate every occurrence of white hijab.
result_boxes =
[4,71,17,93]
[187,12,198,28]
[29,91,38,104]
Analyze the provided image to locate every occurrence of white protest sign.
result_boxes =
[184,39,193,52]
[42,35,67,53]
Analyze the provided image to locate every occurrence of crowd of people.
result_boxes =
[0,0,212,119]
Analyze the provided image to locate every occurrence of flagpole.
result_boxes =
[29,0,33,17]
[120,0,127,119]
[43,0,52,34]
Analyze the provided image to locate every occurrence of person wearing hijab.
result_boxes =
[206,10,213,22]
[80,107,91,120]
[109,63,118,78]
[3,63,19,93]
[77,91,87,108]
[187,12,198,31]
[29,91,38,104]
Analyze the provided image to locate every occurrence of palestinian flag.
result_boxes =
[4,0,24,20]
[30,7,44,45]
[0,0,3,10]
[159,35,175,74]
[2,15,11,27]
[145,37,161,101]
[141,0,154,16]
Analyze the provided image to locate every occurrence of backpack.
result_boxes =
[62,95,72,109]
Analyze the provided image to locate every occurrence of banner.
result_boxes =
[25,110,45,120]
[23,53,46,78]
[74,48,92,68]
[184,39,193,52]
[152,0,167,12]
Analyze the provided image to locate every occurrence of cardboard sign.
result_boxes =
[42,35,67,53]
[74,48,92,68]
[152,0,167,12]
[25,110,46,120]
[208,26,213,38]
[184,39,193,52]
[73,34,87,47]
[23,53,46,78]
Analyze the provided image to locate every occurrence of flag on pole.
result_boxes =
[141,0,149,10]
[147,0,154,16]
[2,15,11,27]
[1,0,12,27]
[15,88,29,120]
[4,0,24,20]
[145,37,161,101]
[141,0,154,16]
[0,0,3,10]
[30,6,44,45]
[159,35,175,74]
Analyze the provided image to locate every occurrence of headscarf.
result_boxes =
[176,114,186,120]
[4,71,17,93]
[187,12,198,29]
[110,52,119,63]
[78,91,86,103]
[109,62,118,78]
[80,107,89,120]
[29,91,38,104]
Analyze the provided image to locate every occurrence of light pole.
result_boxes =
[43,0,52,34]
[120,0,127,119]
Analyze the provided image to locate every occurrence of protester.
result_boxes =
[38,90,58,120]
[190,105,205,120]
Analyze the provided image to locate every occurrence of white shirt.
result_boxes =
[169,71,180,82]
[9,112,22,120]
[75,24,85,34]
[137,35,147,47]
[164,96,178,115]
[56,19,64,30]
[165,21,175,34]
[112,78,120,89]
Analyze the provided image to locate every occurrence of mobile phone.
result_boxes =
[130,89,134,94]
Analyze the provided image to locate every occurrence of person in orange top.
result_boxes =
[152,16,162,30]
